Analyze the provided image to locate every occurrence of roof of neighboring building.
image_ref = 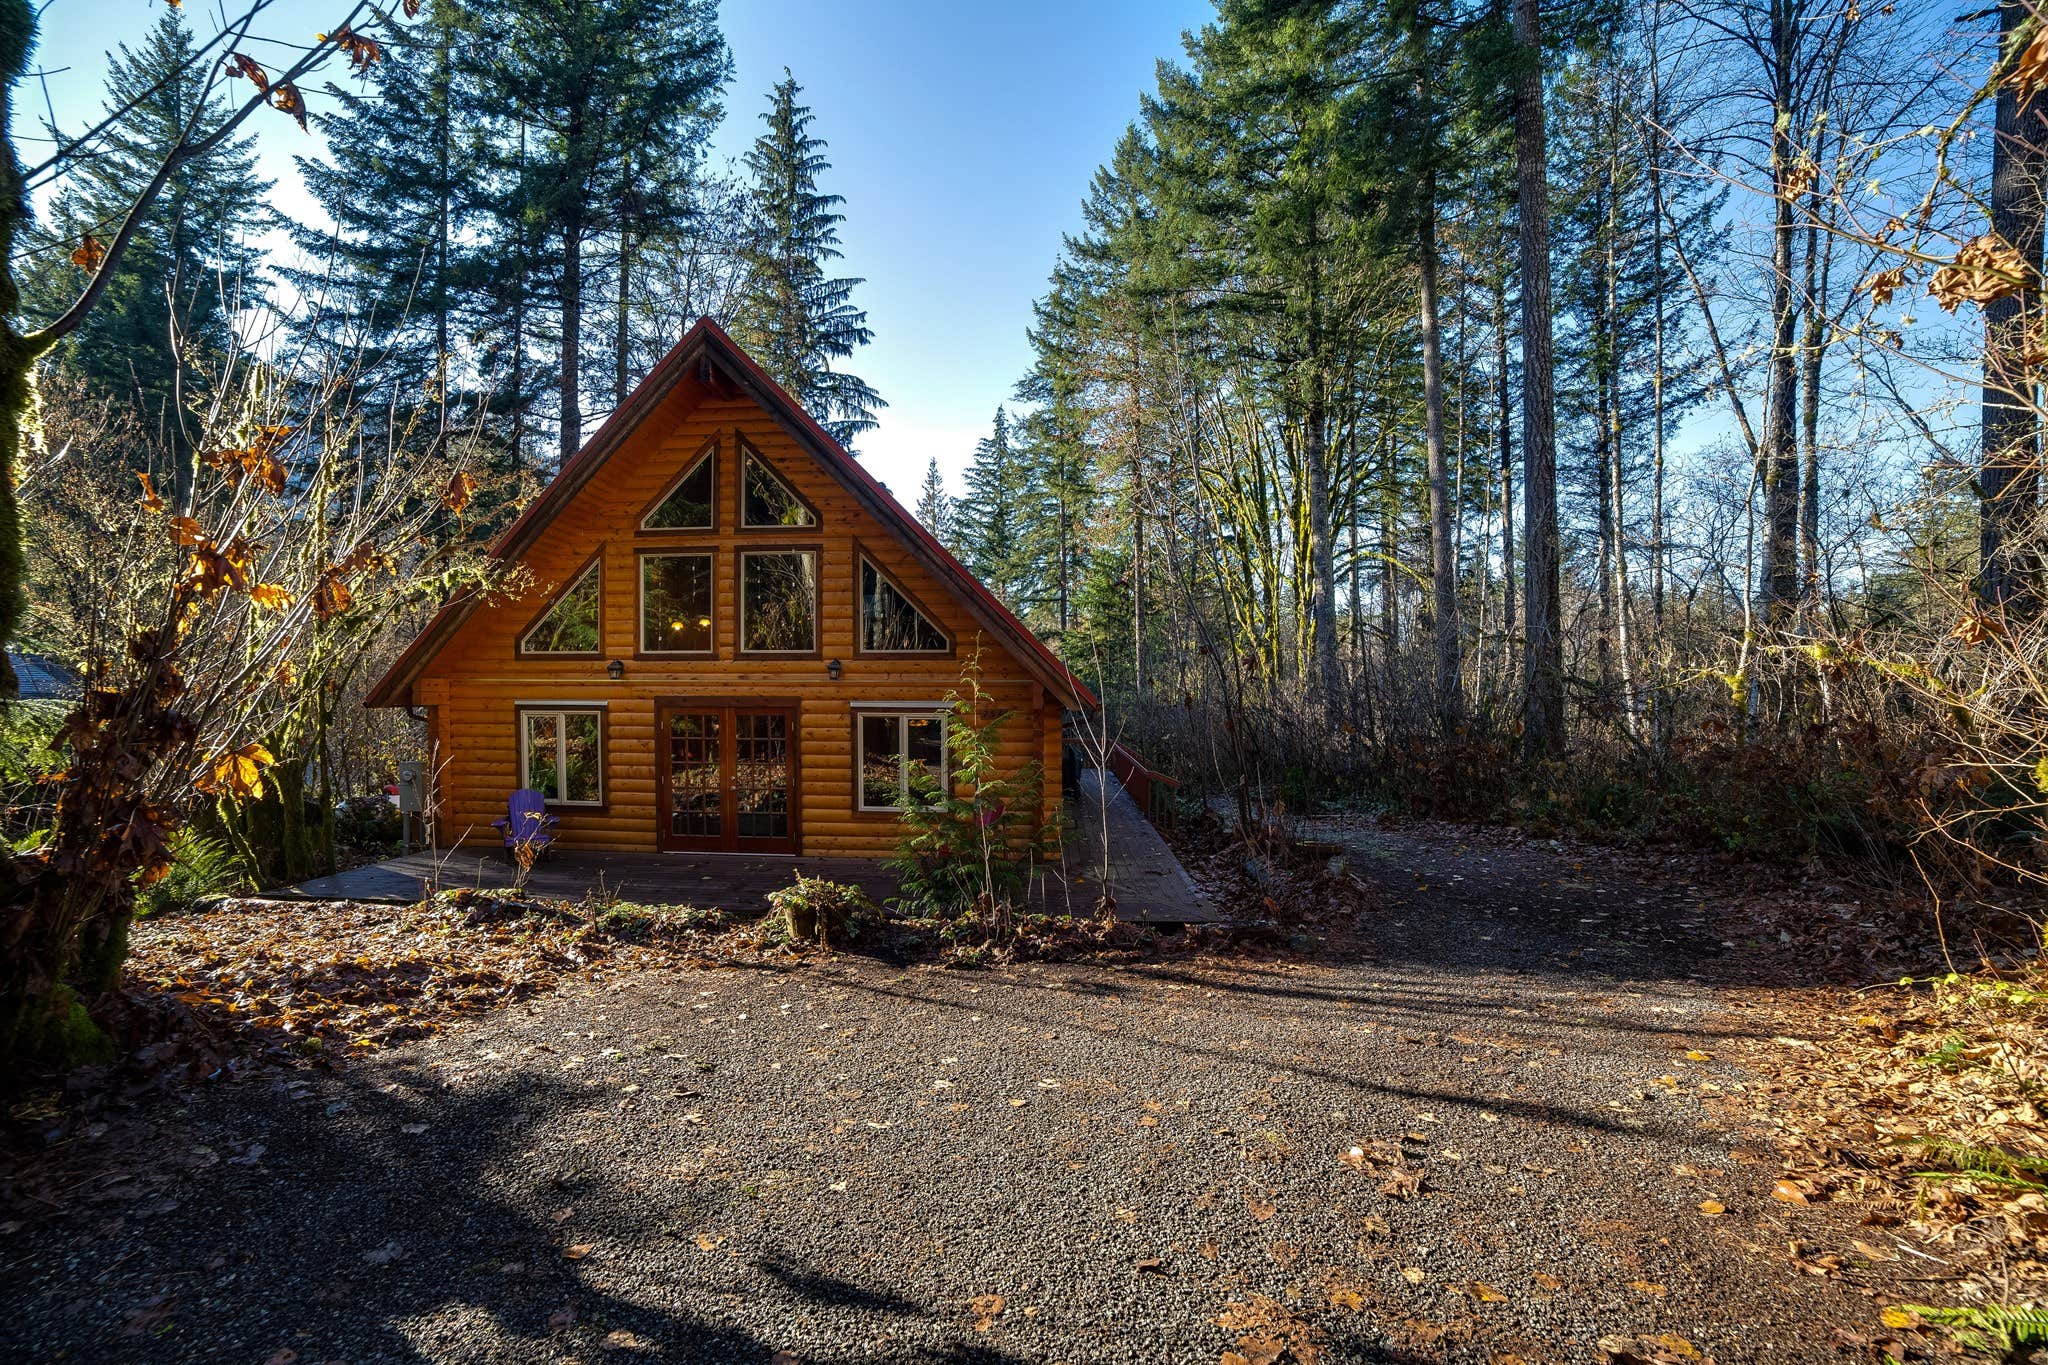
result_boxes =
[8,651,79,701]
[364,317,1097,712]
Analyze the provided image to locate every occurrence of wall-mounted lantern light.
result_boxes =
[826,658,843,681]
[607,658,626,681]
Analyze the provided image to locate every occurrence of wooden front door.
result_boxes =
[657,704,799,853]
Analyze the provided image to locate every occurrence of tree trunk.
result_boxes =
[1512,0,1563,759]
[1983,0,2046,618]
[1306,370,1342,711]
[1797,187,1829,614]
[1419,173,1460,730]
[0,0,31,697]
[615,223,634,407]
[560,217,583,471]
[1759,0,1802,621]
[559,98,587,472]
[1495,277,1516,693]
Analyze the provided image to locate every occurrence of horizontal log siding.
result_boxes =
[417,396,1061,857]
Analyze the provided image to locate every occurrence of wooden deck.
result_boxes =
[281,768,1218,924]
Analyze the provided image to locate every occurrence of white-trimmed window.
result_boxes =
[857,708,948,812]
[520,706,604,806]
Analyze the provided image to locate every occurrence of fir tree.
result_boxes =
[915,456,956,548]
[732,72,883,447]
[956,407,1031,606]
[287,0,479,433]
[464,0,727,468]
[25,10,271,500]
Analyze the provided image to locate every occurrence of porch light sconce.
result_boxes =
[606,659,626,681]
[826,658,843,681]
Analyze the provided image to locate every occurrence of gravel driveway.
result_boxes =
[6,825,1890,1363]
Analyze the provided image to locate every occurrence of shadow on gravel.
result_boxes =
[19,1065,875,1363]
[1130,964,1776,1046]
[831,973,1695,1141]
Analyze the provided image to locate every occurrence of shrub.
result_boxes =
[334,794,402,850]
[767,876,877,946]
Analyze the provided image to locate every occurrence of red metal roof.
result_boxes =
[365,317,1097,711]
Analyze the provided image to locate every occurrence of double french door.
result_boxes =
[656,703,799,853]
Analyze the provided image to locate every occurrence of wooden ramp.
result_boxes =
[1043,769,1219,925]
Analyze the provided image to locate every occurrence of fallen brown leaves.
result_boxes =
[104,891,748,1088]
[1726,967,2048,1344]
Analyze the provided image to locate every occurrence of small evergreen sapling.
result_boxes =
[887,649,1056,926]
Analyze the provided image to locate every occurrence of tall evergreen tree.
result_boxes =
[915,456,955,548]
[25,10,271,502]
[464,0,727,469]
[732,72,883,447]
[956,407,1031,605]
[287,0,478,433]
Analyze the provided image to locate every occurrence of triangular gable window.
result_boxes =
[860,555,949,653]
[740,442,818,528]
[519,558,601,654]
[641,439,716,529]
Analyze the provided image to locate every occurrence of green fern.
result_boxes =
[1906,1304,2048,1352]
[1909,1138,2048,1184]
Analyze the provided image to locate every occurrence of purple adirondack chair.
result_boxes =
[492,788,559,861]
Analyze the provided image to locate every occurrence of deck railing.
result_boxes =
[1104,740,1179,832]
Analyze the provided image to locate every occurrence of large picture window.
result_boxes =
[858,710,947,812]
[640,552,714,654]
[740,550,818,654]
[859,555,949,653]
[520,707,604,806]
[519,559,601,655]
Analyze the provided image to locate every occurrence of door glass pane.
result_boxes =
[906,715,945,803]
[734,712,790,840]
[643,554,713,652]
[742,552,816,652]
[860,713,901,809]
[562,713,601,803]
[644,447,714,528]
[524,713,560,798]
[667,712,722,839]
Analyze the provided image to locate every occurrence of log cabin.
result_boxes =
[364,318,1096,858]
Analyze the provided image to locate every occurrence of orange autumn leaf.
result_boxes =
[249,582,293,611]
[1860,265,1906,308]
[2011,24,2048,102]
[70,234,107,273]
[319,24,382,72]
[137,472,166,513]
[442,471,478,513]
[185,536,260,599]
[167,516,206,548]
[196,742,274,799]
[268,81,308,132]
[222,52,269,92]
[1929,234,2032,312]
[312,573,355,621]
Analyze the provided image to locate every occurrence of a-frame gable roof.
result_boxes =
[366,318,1096,710]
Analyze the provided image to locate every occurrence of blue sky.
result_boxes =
[29,0,1215,500]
